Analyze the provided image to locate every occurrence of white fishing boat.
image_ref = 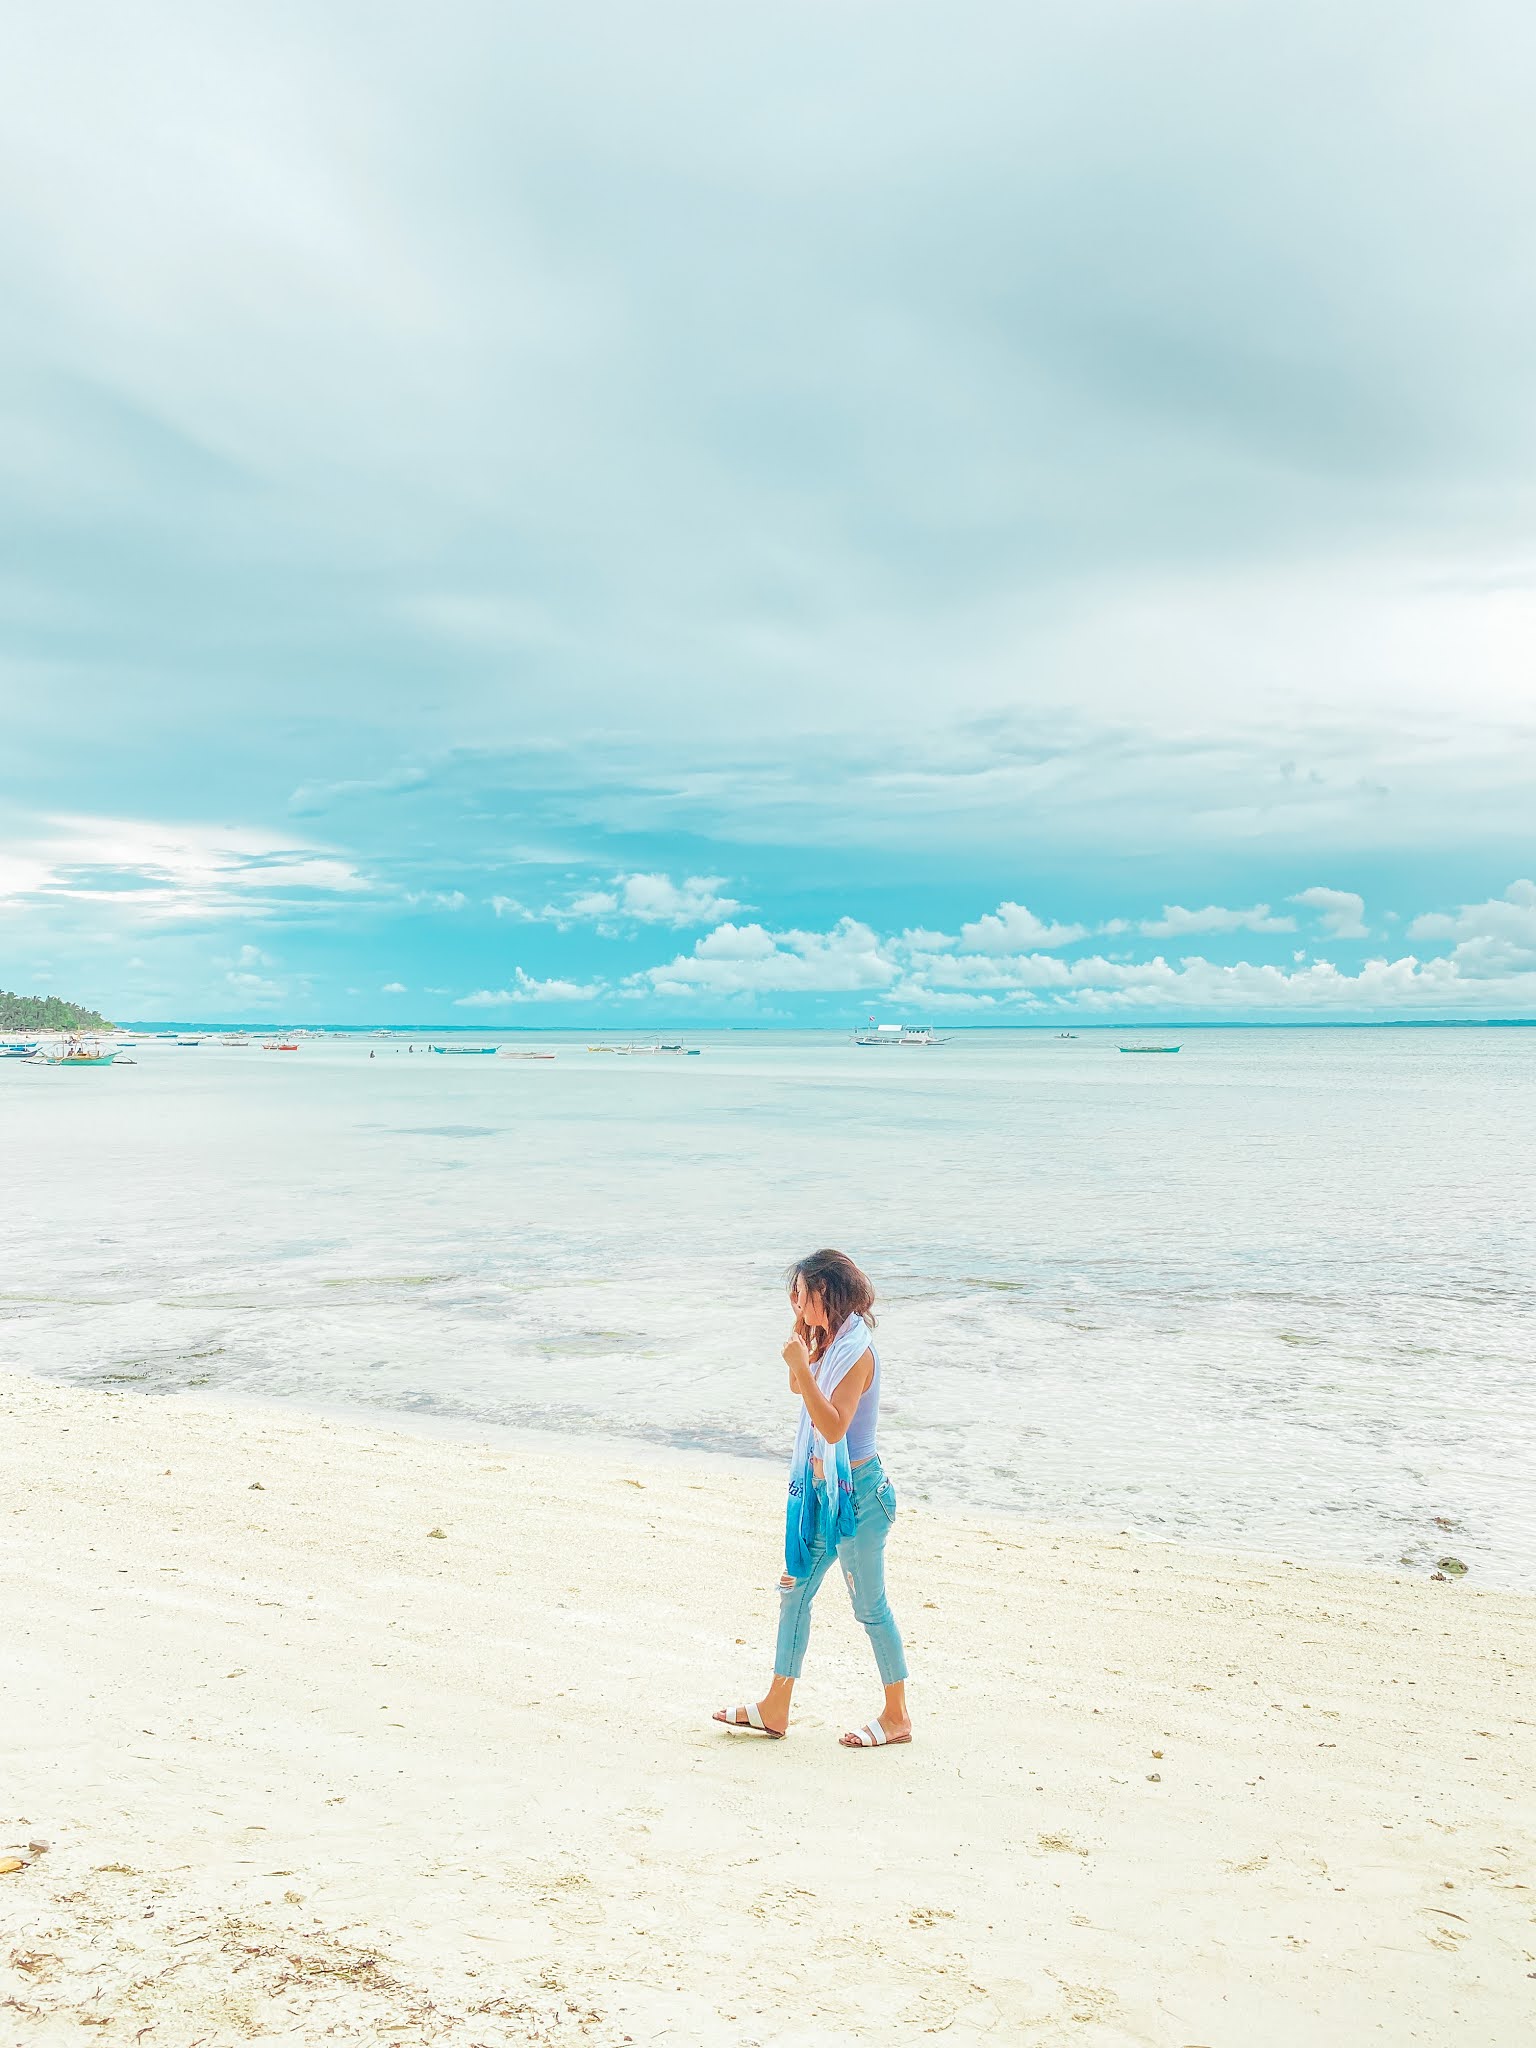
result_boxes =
[852,1023,950,1047]
[497,1047,557,1059]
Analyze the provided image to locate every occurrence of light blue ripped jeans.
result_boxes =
[774,1455,908,1685]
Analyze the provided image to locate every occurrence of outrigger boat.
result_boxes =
[36,1037,117,1067]
[1118,1044,1181,1054]
[1,1041,38,1058]
[497,1047,557,1059]
[852,1023,950,1047]
[262,1039,299,1051]
[430,1044,496,1055]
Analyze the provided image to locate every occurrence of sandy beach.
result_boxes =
[3,1372,1533,2047]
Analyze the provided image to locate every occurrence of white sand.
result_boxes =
[3,1374,1534,2046]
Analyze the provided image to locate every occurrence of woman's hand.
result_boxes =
[782,1333,811,1391]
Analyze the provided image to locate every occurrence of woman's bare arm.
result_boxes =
[782,1337,873,1444]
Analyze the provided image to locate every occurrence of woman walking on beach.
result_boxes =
[714,1249,910,1750]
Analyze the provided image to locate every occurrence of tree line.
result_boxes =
[0,989,113,1032]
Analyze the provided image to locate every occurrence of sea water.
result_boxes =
[4,1027,1533,1585]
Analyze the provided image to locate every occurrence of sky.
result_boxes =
[3,1,1536,1024]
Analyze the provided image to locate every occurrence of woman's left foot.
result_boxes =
[840,1712,912,1748]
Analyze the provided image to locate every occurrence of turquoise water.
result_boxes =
[4,1027,1533,1585]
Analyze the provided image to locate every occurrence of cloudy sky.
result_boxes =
[4,1,1535,1022]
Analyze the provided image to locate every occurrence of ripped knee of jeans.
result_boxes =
[778,1573,797,1590]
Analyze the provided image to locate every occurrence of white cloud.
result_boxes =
[215,942,285,1002]
[539,872,744,930]
[1408,878,1536,971]
[287,767,429,816]
[380,981,407,993]
[618,873,741,924]
[634,917,896,996]
[1290,886,1368,938]
[1140,903,1296,937]
[0,815,371,923]
[224,968,284,1001]
[568,889,620,918]
[915,949,1074,991]
[231,858,367,895]
[456,969,603,1005]
[623,890,1536,1015]
[878,982,1001,1012]
[897,903,1086,956]
[0,853,56,898]
[6,3,1536,957]
[1060,953,1493,1014]
[896,947,1536,1014]
[957,902,1087,951]
[404,889,468,911]
[693,921,779,960]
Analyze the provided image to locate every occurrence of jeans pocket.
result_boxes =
[875,1478,896,1523]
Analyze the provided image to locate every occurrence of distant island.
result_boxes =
[0,988,113,1032]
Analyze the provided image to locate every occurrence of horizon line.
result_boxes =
[112,1017,1536,1032]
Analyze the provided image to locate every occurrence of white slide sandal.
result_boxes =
[842,1719,911,1749]
[713,1703,786,1738]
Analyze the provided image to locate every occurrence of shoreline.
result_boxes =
[4,1371,1535,2045]
[2,1360,1510,1600]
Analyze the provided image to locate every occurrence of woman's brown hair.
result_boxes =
[786,1248,877,1362]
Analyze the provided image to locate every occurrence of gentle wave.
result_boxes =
[4,1025,1533,1586]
